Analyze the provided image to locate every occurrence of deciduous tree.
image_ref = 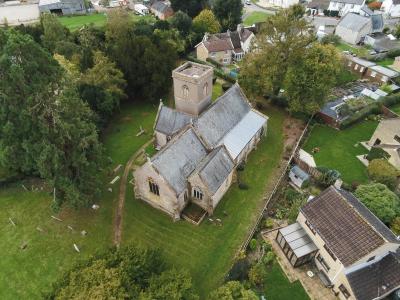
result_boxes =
[212,0,243,31]
[170,0,205,18]
[170,11,193,36]
[193,9,221,34]
[209,281,258,300]
[367,159,400,190]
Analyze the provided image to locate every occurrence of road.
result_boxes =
[242,0,275,19]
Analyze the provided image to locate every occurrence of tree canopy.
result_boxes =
[355,183,400,225]
[209,281,258,300]
[170,0,205,18]
[367,159,400,190]
[193,9,222,35]
[47,246,197,299]
[212,0,243,31]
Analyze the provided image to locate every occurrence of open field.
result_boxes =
[122,104,285,298]
[303,121,378,184]
[58,13,156,31]
[243,11,271,26]
[0,102,157,299]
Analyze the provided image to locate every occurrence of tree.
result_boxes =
[80,51,126,124]
[367,159,400,190]
[248,262,267,287]
[285,43,341,114]
[287,196,307,224]
[170,0,205,18]
[0,29,104,209]
[40,13,68,52]
[209,281,258,300]
[47,246,197,299]
[390,217,400,235]
[355,183,400,225]
[170,11,192,36]
[212,0,243,31]
[320,33,341,45]
[193,9,221,35]
[239,5,314,98]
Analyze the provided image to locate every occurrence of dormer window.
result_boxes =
[182,85,189,99]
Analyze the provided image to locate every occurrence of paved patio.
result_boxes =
[262,230,338,300]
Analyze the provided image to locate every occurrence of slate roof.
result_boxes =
[337,13,371,33]
[155,105,192,136]
[194,84,252,148]
[346,249,400,300]
[320,99,348,121]
[370,65,399,78]
[334,0,365,5]
[196,146,234,195]
[151,128,207,195]
[348,55,376,68]
[301,186,387,266]
[151,1,171,13]
[200,28,253,53]
[371,14,384,32]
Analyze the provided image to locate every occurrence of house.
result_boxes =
[367,118,400,169]
[276,186,400,300]
[38,0,86,15]
[367,65,400,83]
[289,165,310,188]
[328,0,366,16]
[308,0,330,15]
[261,0,299,8]
[335,12,383,45]
[317,99,350,129]
[364,32,400,52]
[381,0,400,17]
[150,1,173,20]
[134,62,268,221]
[196,24,255,65]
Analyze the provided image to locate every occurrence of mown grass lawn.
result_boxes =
[263,262,309,300]
[390,103,400,115]
[122,104,285,298]
[0,102,157,299]
[376,57,395,67]
[303,121,378,184]
[336,42,370,57]
[243,11,271,26]
[212,81,224,101]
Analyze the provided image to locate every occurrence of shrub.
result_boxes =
[381,94,400,108]
[206,57,223,68]
[390,217,400,235]
[264,218,274,229]
[249,239,257,251]
[367,159,400,190]
[214,68,237,83]
[227,259,251,281]
[262,240,272,252]
[387,48,400,59]
[248,263,266,287]
[366,147,390,161]
[236,161,245,171]
[262,251,275,265]
[222,82,233,91]
[321,34,341,46]
[340,102,381,129]
[283,187,302,203]
[287,197,307,224]
[316,167,341,187]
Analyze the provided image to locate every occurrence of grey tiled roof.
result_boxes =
[371,14,384,32]
[155,106,192,136]
[337,13,370,32]
[194,84,251,148]
[346,249,400,300]
[334,0,365,5]
[151,128,207,194]
[197,146,234,195]
[151,1,170,13]
[301,186,386,266]
[339,189,399,244]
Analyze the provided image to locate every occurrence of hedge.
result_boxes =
[206,57,223,68]
[380,93,400,108]
[340,102,381,129]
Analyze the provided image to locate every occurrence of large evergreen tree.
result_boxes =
[212,0,243,31]
[0,29,104,208]
[170,0,205,18]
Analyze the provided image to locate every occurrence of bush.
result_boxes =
[367,159,400,190]
[387,48,400,59]
[316,167,341,187]
[283,187,302,203]
[381,94,400,108]
[214,68,236,83]
[390,217,400,235]
[206,57,223,68]
[264,218,274,229]
[237,161,245,171]
[262,251,275,265]
[248,263,266,287]
[321,34,341,46]
[227,259,251,281]
[249,239,257,251]
[366,147,390,161]
[340,102,381,129]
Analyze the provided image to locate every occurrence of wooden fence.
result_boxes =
[292,152,322,179]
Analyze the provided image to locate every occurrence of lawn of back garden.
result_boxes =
[303,120,378,184]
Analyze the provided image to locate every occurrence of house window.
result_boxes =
[371,71,377,77]
[203,82,209,96]
[148,179,160,196]
[354,64,358,70]
[182,85,189,99]
[305,220,316,235]
[382,75,388,82]
[223,58,229,63]
[316,254,330,271]
[347,61,352,67]
[360,67,364,72]
[193,187,203,200]
[394,135,400,143]
[339,284,351,299]
[324,244,337,261]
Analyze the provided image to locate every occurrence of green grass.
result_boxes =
[122,105,285,298]
[58,13,108,30]
[376,57,395,67]
[336,42,369,57]
[0,102,157,299]
[243,11,271,26]
[303,121,378,184]
[263,262,309,300]
[390,103,400,115]
[212,81,224,101]
[58,13,156,31]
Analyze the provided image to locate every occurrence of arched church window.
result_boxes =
[148,179,160,196]
[203,82,208,96]
[193,187,203,200]
[182,85,189,99]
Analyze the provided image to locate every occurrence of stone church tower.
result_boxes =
[172,62,214,116]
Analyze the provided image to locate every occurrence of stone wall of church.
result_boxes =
[134,161,183,220]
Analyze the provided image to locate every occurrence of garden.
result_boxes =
[243,11,271,26]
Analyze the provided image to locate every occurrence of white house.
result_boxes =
[381,0,400,17]
[328,0,366,16]
[263,0,299,8]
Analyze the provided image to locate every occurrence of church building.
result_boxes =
[133,62,268,221]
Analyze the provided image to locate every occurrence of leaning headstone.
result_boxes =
[81,230,87,236]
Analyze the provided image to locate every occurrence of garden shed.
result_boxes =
[289,165,310,188]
